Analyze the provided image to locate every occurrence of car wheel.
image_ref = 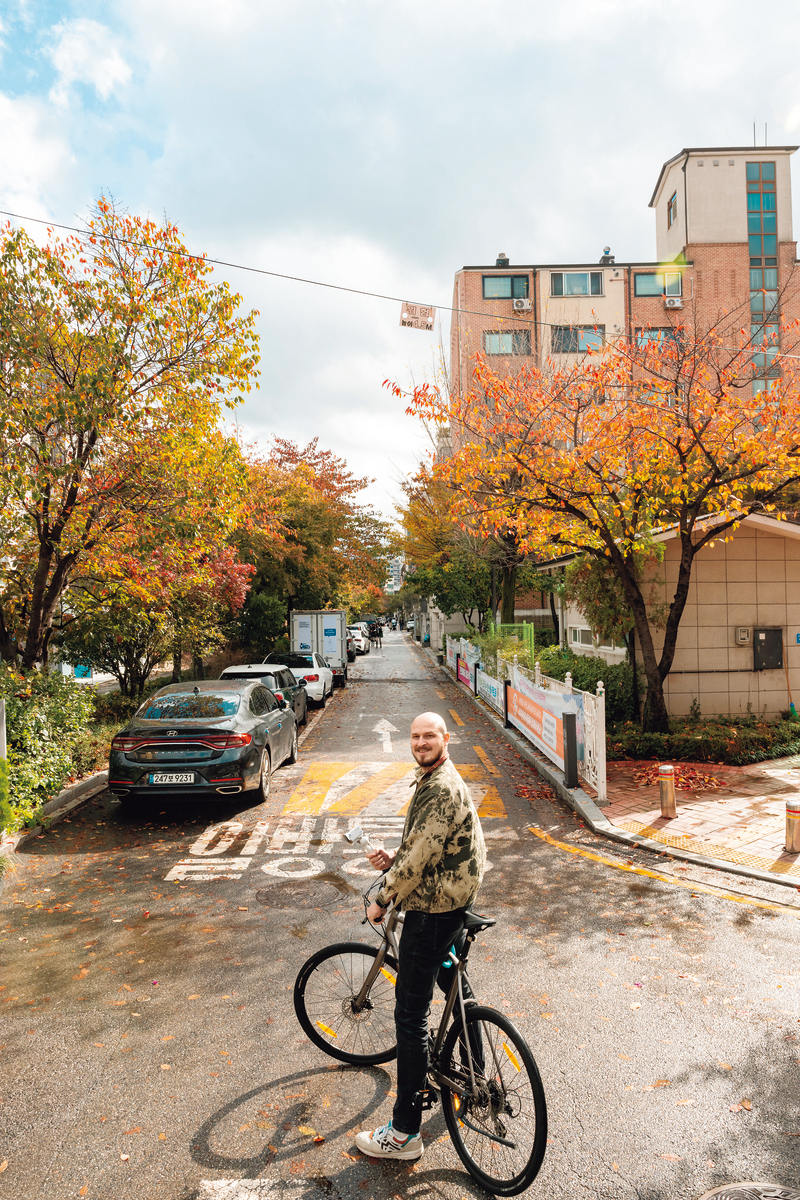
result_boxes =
[255,749,271,801]
[286,726,298,764]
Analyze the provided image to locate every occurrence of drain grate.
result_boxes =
[698,1186,800,1200]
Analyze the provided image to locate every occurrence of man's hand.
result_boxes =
[366,900,388,924]
[367,848,395,871]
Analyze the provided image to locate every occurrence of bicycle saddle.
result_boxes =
[463,910,496,931]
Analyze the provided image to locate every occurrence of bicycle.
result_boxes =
[293,865,548,1195]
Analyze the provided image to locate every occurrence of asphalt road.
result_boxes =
[2,630,799,1200]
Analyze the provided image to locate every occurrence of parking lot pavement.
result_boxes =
[1,629,799,1199]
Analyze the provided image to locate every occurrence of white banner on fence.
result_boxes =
[476,667,504,717]
[510,665,585,767]
[446,638,458,672]
[460,638,481,666]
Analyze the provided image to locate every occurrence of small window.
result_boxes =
[484,330,531,355]
[634,271,682,297]
[667,191,678,228]
[551,325,605,354]
[550,271,603,297]
[635,328,679,346]
[482,275,529,299]
[570,627,594,646]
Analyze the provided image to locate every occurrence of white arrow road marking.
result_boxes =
[372,718,399,753]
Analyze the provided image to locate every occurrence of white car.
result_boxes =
[348,626,370,655]
[263,652,333,706]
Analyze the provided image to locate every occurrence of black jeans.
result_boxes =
[392,908,477,1136]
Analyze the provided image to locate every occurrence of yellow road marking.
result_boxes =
[471,784,507,819]
[449,709,465,727]
[528,826,800,918]
[283,763,362,815]
[473,745,500,776]
[325,763,414,814]
[436,689,445,699]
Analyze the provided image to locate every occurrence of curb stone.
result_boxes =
[419,645,800,894]
[0,771,109,891]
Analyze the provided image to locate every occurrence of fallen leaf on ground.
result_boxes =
[160,1064,170,1070]
[187,994,199,1000]
[659,1153,681,1161]
[0,1161,7,1174]
[741,1098,752,1110]
[313,1135,325,1144]
[730,1104,743,1112]
[93,1043,104,1048]
[120,1154,129,1161]
[123,1128,141,1134]
[298,1125,317,1136]
[161,1036,174,1042]
[676,1099,694,1106]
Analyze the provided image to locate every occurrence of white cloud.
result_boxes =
[47,18,131,107]
[0,92,73,217]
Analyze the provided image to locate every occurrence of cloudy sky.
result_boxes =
[3,0,800,519]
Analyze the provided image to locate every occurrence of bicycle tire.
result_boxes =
[293,942,398,1065]
[439,1006,547,1196]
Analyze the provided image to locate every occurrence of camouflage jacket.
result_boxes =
[376,757,486,913]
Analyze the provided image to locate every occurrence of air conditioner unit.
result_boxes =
[664,296,683,309]
[734,626,751,645]
[512,298,533,312]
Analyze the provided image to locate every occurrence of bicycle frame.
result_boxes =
[354,905,480,1099]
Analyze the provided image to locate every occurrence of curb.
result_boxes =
[0,771,109,875]
[429,650,800,894]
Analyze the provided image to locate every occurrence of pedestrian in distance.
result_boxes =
[355,711,487,1162]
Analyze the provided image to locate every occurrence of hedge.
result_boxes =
[608,715,800,765]
[533,646,636,724]
[0,667,95,833]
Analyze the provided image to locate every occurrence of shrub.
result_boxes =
[534,646,635,723]
[0,667,95,832]
[607,715,800,765]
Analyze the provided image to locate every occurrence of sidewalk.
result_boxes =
[603,756,800,882]
[416,639,800,888]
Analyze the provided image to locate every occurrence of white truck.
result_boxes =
[290,609,349,689]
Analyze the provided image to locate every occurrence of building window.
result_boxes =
[746,162,777,262]
[749,266,778,314]
[551,325,605,354]
[635,327,680,346]
[667,191,678,228]
[482,275,529,300]
[484,330,531,355]
[633,271,682,297]
[550,271,603,297]
[570,627,594,647]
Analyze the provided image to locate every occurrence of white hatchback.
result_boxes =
[263,651,333,706]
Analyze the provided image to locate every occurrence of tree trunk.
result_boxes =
[490,565,498,627]
[548,589,560,642]
[191,652,204,680]
[172,634,182,683]
[625,625,640,721]
[500,564,516,624]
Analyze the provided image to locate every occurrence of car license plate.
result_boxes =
[149,773,195,785]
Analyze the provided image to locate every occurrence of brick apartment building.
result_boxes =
[450,145,800,398]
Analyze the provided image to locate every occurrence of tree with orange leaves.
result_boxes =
[0,200,259,668]
[400,323,800,732]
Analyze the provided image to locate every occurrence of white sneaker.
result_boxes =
[355,1122,424,1160]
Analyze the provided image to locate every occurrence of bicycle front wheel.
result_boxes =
[440,1006,547,1196]
[293,942,398,1065]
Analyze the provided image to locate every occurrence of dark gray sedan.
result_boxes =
[108,679,298,804]
[219,663,308,725]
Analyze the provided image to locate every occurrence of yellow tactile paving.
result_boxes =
[616,818,800,878]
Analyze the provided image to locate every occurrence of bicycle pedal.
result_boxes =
[417,1086,440,1110]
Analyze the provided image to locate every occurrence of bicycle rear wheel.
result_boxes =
[440,1006,547,1196]
[293,942,398,1065]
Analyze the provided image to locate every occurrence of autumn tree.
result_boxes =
[0,201,259,668]
[403,321,800,733]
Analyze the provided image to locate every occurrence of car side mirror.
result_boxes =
[277,697,287,709]
[298,679,307,687]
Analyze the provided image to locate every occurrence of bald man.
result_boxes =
[355,711,486,1162]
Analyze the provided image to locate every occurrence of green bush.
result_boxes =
[92,690,141,724]
[608,715,800,765]
[0,757,11,833]
[0,667,95,832]
[534,646,635,723]
[71,723,121,778]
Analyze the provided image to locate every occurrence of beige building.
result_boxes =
[559,515,800,719]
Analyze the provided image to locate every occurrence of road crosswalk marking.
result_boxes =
[281,761,506,818]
